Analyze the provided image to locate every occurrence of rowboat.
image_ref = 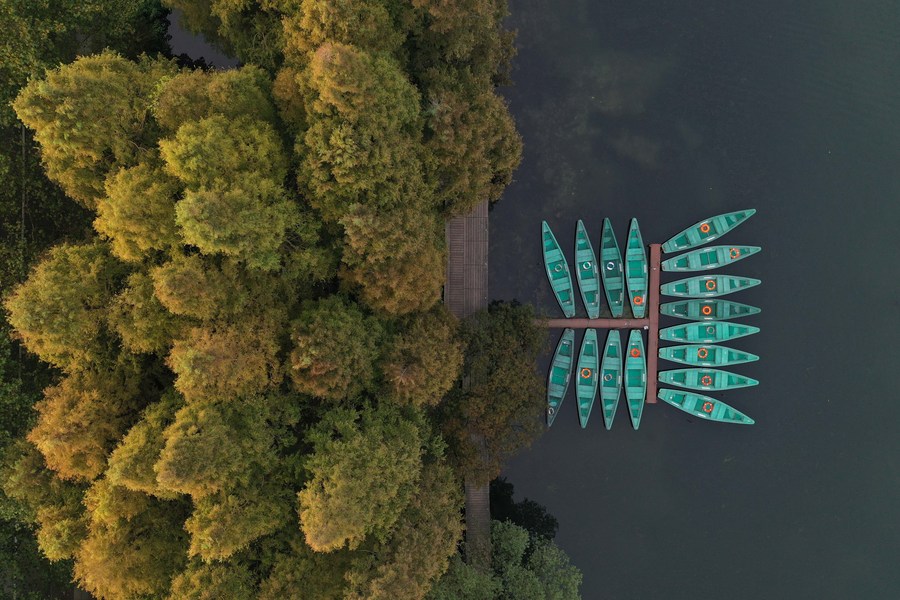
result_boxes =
[624,330,646,430]
[542,221,576,318]
[658,368,759,391]
[547,328,575,426]
[600,218,624,317]
[659,299,761,321]
[661,245,761,272]
[657,389,755,425]
[659,321,759,343]
[660,274,760,298]
[662,209,756,253]
[600,330,622,430]
[658,344,759,367]
[575,329,599,428]
[574,220,601,319]
[625,218,648,318]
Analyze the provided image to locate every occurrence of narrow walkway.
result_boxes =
[444,200,491,569]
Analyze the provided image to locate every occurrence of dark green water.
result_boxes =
[494,1,900,598]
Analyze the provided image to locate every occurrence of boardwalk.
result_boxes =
[444,200,491,569]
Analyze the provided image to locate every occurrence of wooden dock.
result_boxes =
[541,243,662,404]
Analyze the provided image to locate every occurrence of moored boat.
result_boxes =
[547,329,575,426]
[658,344,759,367]
[600,330,623,430]
[542,221,576,318]
[660,299,761,321]
[575,329,599,428]
[660,274,760,298]
[659,321,759,343]
[624,330,646,430]
[600,218,625,317]
[625,218,648,318]
[575,220,601,319]
[658,389,755,425]
[662,209,756,253]
[658,368,759,391]
[661,245,761,272]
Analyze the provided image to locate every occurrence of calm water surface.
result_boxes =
[495,1,900,598]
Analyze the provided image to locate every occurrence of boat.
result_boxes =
[660,274,760,298]
[659,321,759,343]
[547,328,575,426]
[625,218,648,318]
[662,209,756,253]
[658,344,759,367]
[600,218,624,317]
[542,221,576,318]
[624,330,646,430]
[658,368,759,391]
[657,389,755,425]
[600,330,622,430]
[659,299,761,321]
[661,245,761,272]
[574,220,601,319]
[575,329,599,428]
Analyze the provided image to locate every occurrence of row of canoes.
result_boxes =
[543,219,648,319]
[548,328,646,429]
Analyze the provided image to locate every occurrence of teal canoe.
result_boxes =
[547,329,575,426]
[658,368,759,391]
[660,274,760,298]
[542,221,576,318]
[658,344,759,367]
[624,330,646,430]
[659,321,759,343]
[600,218,625,317]
[661,245,761,272]
[600,330,623,430]
[658,389,755,425]
[574,220,601,319]
[660,299,761,321]
[575,329,599,428]
[662,209,756,253]
[625,218,648,318]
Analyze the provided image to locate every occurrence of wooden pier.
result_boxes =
[541,243,662,404]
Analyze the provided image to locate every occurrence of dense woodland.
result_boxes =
[0,0,582,598]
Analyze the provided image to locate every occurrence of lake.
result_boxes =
[494,1,900,598]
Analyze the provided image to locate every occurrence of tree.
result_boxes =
[490,477,559,541]
[439,302,546,483]
[108,271,189,355]
[167,560,256,600]
[288,296,382,400]
[4,242,127,371]
[382,308,463,407]
[298,405,424,552]
[12,51,176,208]
[258,534,354,600]
[149,253,243,321]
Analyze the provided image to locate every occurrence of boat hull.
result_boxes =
[547,329,575,426]
[575,220,601,319]
[660,274,761,298]
[657,389,755,424]
[658,344,759,367]
[542,221,576,318]
[658,368,759,391]
[600,330,622,430]
[659,321,760,343]
[624,330,646,430]
[662,209,756,253]
[575,329,599,428]
[625,218,648,318]
[600,218,625,317]
[661,245,761,272]
[660,299,761,321]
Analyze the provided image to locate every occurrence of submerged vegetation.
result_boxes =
[0,0,584,598]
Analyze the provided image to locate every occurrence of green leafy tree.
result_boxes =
[288,296,382,400]
[150,253,244,321]
[298,405,424,552]
[439,302,546,483]
[282,0,405,60]
[167,560,257,600]
[258,535,354,600]
[108,271,189,354]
